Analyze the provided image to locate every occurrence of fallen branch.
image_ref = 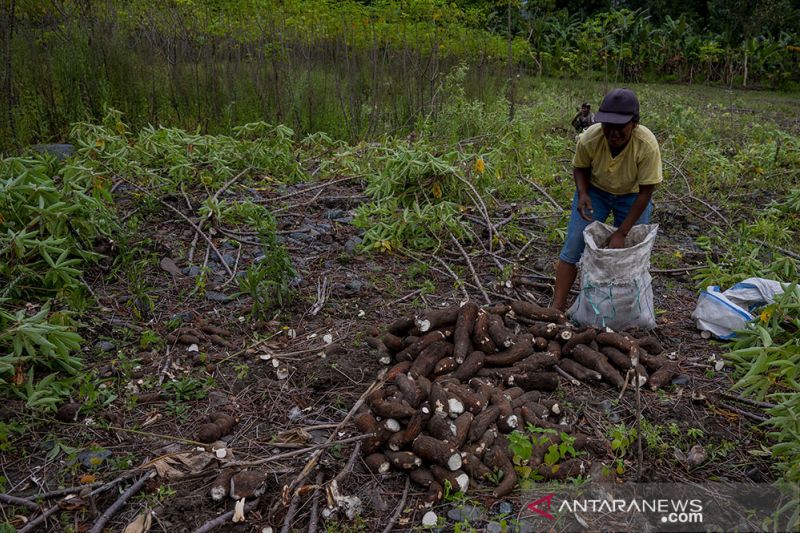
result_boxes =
[307,472,324,533]
[121,179,233,277]
[553,365,581,386]
[226,434,373,468]
[17,481,105,501]
[428,254,471,301]
[381,477,410,533]
[19,473,135,533]
[0,493,40,511]
[717,402,769,423]
[88,471,155,533]
[270,378,385,512]
[262,175,361,203]
[191,498,260,533]
[519,174,564,213]
[450,234,490,305]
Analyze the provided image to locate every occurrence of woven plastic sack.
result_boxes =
[691,278,785,339]
[568,221,659,330]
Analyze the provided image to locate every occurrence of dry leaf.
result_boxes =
[123,510,152,533]
[79,473,96,484]
[276,428,311,444]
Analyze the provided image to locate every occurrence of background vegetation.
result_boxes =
[1,0,798,149]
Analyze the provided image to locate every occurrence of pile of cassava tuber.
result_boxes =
[357,301,673,503]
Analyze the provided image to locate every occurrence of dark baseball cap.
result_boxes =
[595,88,639,124]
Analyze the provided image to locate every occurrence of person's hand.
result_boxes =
[578,194,593,221]
[608,230,626,249]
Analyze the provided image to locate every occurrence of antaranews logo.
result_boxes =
[526,494,704,525]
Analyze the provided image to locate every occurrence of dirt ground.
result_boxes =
[0,160,779,533]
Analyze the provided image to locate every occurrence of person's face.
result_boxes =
[602,121,636,149]
[580,106,590,116]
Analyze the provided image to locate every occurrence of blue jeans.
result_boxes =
[559,184,653,264]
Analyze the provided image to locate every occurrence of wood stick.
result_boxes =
[227,434,372,468]
[191,498,260,533]
[554,365,581,386]
[450,234,490,305]
[16,481,105,501]
[270,379,382,512]
[88,471,155,533]
[121,179,233,277]
[381,477,410,533]
[18,473,135,533]
[0,493,40,510]
[262,175,359,203]
[307,472,324,533]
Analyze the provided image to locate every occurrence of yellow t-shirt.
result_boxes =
[572,123,663,195]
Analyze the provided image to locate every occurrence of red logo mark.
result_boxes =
[527,493,556,520]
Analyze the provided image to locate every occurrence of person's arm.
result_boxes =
[608,184,655,248]
[574,167,593,221]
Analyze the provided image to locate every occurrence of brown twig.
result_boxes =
[88,471,155,533]
[381,477,410,533]
[190,498,260,533]
[16,481,105,501]
[718,391,776,410]
[0,493,40,510]
[519,174,564,213]
[270,378,385,512]
[427,254,471,301]
[226,434,373,468]
[717,402,769,423]
[261,175,360,203]
[307,472,324,533]
[449,234,490,305]
[553,365,581,386]
[121,179,233,277]
[19,473,135,533]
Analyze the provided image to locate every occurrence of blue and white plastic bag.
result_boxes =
[691,278,785,339]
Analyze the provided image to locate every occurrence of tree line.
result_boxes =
[0,0,798,149]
